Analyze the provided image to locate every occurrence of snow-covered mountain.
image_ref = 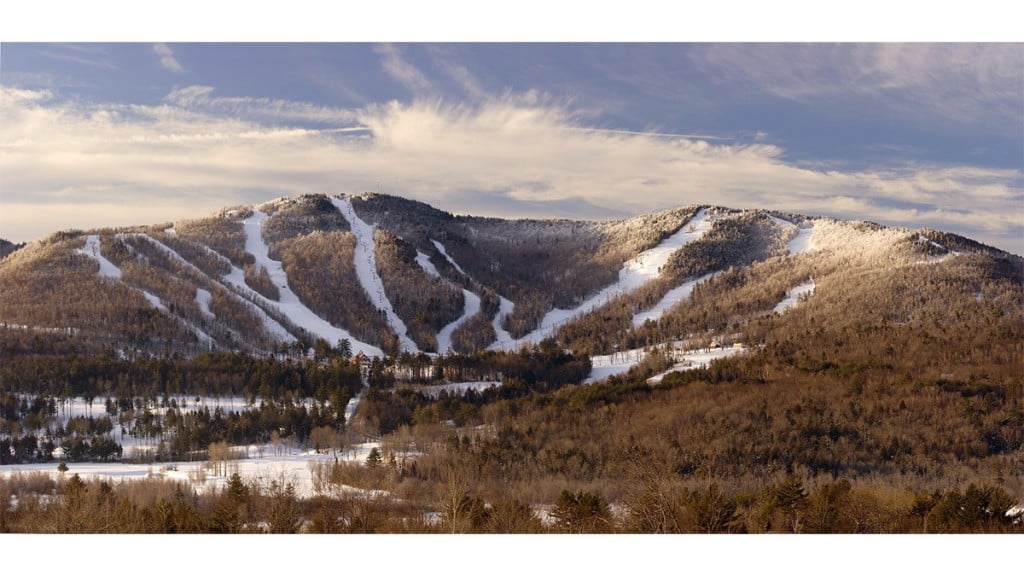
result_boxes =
[1,193,1019,358]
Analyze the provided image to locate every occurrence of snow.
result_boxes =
[431,239,468,276]
[770,216,816,255]
[77,235,122,279]
[773,278,816,314]
[0,395,381,499]
[420,381,499,398]
[195,288,215,318]
[632,273,716,327]
[237,209,382,356]
[585,343,746,384]
[411,247,482,355]
[491,296,516,350]
[499,208,716,348]
[332,197,418,353]
[78,235,214,346]
[435,289,481,354]
[0,443,383,500]
[415,250,442,278]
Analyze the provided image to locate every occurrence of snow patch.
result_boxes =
[773,278,816,314]
[420,381,500,398]
[332,197,418,353]
[195,288,215,318]
[415,250,441,278]
[770,216,816,255]
[585,343,745,385]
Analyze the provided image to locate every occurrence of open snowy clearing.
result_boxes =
[0,442,382,500]
[419,381,500,398]
[774,278,816,314]
[771,215,817,255]
[585,343,746,384]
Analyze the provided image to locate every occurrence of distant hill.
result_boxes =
[0,193,1020,359]
[0,238,24,260]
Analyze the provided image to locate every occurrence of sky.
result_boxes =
[1,8,1022,254]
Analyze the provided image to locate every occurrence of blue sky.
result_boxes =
[2,39,1022,253]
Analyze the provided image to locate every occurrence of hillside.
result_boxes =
[0,193,1020,361]
[1,192,1022,534]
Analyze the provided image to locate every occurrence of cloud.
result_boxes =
[153,43,184,73]
[690,43,1023,130]
[374,44,433,95]
[1,86,1020,254]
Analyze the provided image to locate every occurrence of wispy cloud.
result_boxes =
[690,43,1024,130]
[374,44,433,95]
[153,43,184,73]
[1,86,1020,253]
[38,44,117,69]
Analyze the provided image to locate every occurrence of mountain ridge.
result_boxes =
[1,193,1020,359]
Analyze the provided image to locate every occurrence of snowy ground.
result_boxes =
[80,235,216,347]
[0,442,381,499]
[419,381,500,398]
[332,197,417,353]
[585,343,746,384]
[1,395,380,499]
[496,208,717,349]
[632,272,717,327]
[414,246,482,355]
[773,278,816,314]
[771,215,817,255]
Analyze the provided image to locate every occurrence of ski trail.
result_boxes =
[195,288,215,319]
[78,235,215,347]
[504,208,716,348]
[773,278,816,314]
[429,238,517,352]
[133,233,296,344]
[431,239,468,276]
[632,272,717,327]
[239,209,383,356]
[332,197,418,353]
[412,249,481,355]
[77,235,122,279]
[491,296,516,349]
[770,216,816,255]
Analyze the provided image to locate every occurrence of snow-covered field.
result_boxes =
[0,442,381,499]
[1,395,381,499]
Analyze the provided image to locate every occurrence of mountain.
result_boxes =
[1,193,1020,361]
[0,238,24,260]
